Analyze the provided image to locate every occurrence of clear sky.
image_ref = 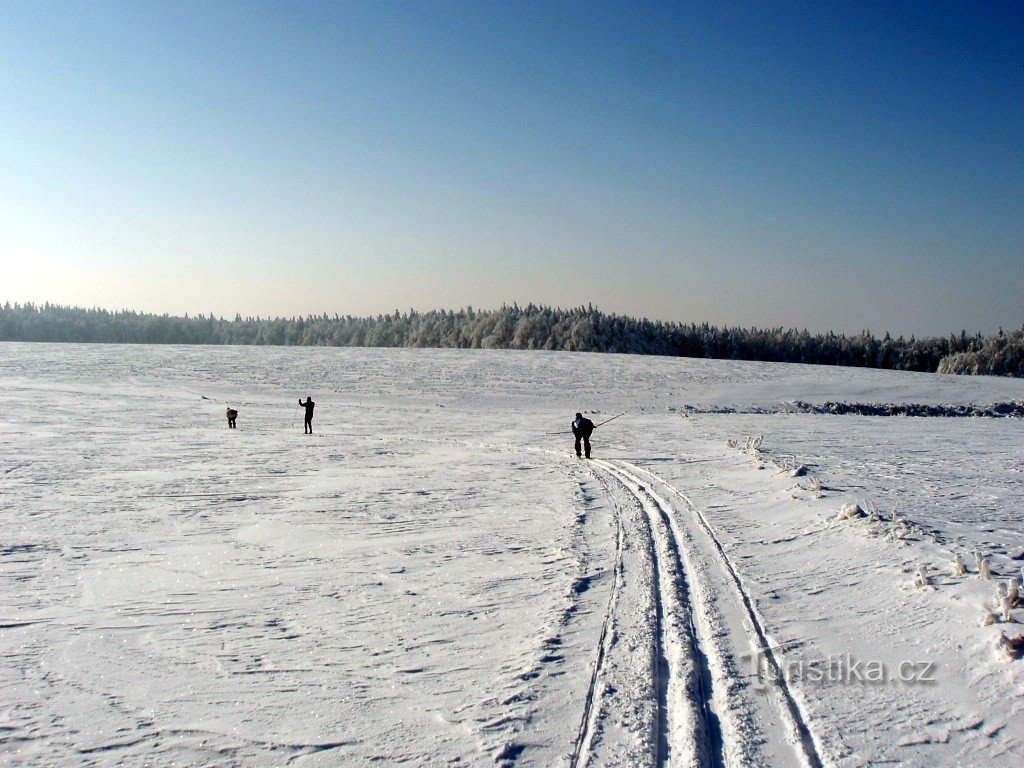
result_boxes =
[2,1,1021,336]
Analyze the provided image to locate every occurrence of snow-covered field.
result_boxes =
[2,343,1023,767]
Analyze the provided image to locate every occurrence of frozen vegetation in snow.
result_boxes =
[3,302,1022,376]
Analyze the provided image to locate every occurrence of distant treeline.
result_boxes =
[2,302,1022,376]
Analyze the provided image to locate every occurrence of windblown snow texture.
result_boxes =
[2,343,1023,767]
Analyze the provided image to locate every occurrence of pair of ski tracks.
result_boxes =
[572,458,824,768]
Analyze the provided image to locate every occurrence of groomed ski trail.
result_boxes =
[593,457,825,768]
[568,472,625,768]
[405,437,825,768]
[590,459,722,768]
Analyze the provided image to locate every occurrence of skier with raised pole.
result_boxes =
[299,396,315,434]
[572,412,595,459]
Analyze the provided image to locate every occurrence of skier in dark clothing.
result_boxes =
[299,397,315,434]
[572,413,595,459]
[226,407,238,429]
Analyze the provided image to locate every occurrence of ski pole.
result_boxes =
[543,412,625,436]
[593,412,627,428]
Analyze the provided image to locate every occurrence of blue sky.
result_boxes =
[2,1,1021,335]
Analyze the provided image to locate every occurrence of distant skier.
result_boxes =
[572,412,595,459]
[226,407,238,429]
[299,397,315,434]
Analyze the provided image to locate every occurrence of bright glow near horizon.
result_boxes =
[1,1,1021,335]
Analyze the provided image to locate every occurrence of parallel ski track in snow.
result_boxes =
[569,471,625,768]
[611,459,825,768]
[438,438,824,767]
[590,459,722,768]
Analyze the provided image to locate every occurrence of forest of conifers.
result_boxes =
[2,302,1021,377]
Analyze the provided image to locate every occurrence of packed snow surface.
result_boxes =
[2,343,1023,767]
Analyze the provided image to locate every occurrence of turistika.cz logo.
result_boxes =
[742,650,937,690]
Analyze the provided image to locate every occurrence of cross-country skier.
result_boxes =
[299,397,315,434]
[572,412,595,459]
[226,407,238,429]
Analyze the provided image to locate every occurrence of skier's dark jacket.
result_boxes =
[572,416,595,438]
